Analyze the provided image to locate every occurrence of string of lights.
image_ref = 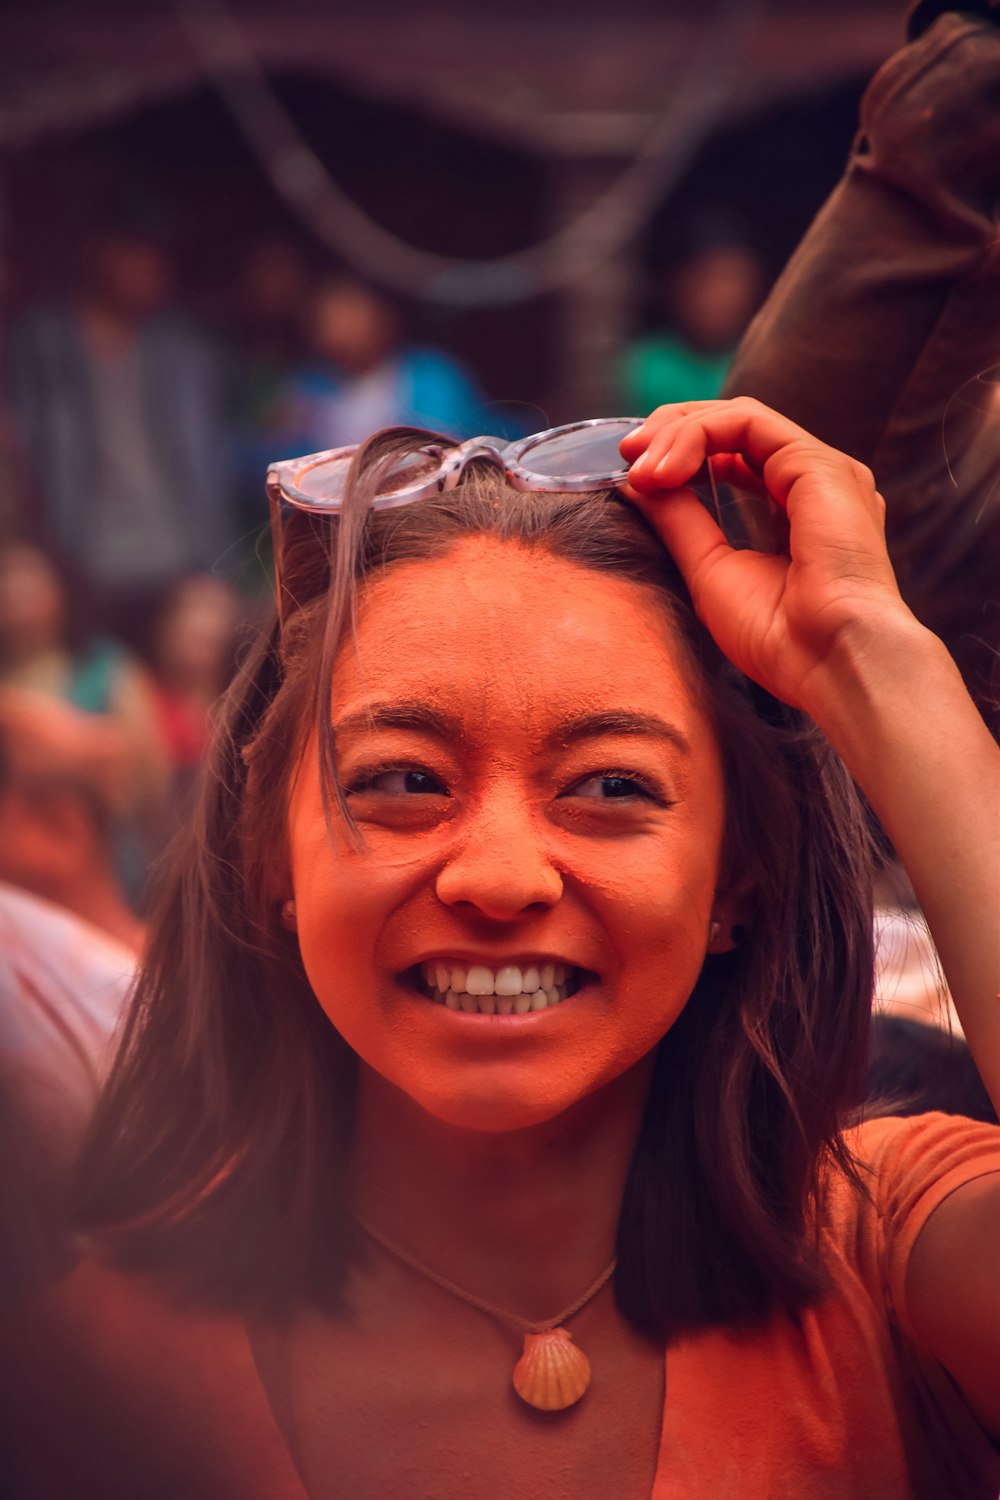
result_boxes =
[175,0,760,307]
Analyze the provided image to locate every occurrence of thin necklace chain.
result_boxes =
[352,1212,617,1335]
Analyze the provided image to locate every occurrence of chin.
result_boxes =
[407,1084,583,1136]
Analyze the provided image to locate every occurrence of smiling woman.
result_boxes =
[4,386,984,1500]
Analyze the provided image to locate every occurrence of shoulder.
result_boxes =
[622,333,680,366]
[291,363,344,398]
[401,345,476,390]
[830,1111,1000,1247]
[810,1113,1000,1445]
[7,302,82,364]
[841,1114,1000,1437]
[399,346,481,434]
[846,1109,1000,1187]
[0,882,133,1071]
[820,1112,1000,1299]
[143,314,227,373]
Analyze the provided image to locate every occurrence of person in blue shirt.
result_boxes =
[286,273,485,452]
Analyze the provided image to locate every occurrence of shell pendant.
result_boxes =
[512,1327,591,1411]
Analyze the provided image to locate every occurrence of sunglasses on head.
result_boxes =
[265,417,736,624]
[266,418,645,517]
[266,418,645,624]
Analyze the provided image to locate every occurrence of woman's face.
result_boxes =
[287,536,734,1133]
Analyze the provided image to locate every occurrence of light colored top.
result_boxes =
[0,884,134,1291]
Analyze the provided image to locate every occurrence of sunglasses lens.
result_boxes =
[518,419,640,480]
[290,448,444,509]
[291,454,352,508]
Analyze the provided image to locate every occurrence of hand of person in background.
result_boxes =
[619,396,910,721]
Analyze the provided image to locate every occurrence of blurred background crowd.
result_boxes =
[0,0,994,1159]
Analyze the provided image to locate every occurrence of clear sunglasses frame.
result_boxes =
[265,417,646,517]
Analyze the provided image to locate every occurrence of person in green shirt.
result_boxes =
[620,226,766,413]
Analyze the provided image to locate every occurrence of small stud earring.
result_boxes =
[280,898,297,930]
[708,920,721,948]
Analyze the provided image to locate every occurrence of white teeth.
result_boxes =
[494,966,523,996]
[466,965,495,996]
[417,961,581,1014]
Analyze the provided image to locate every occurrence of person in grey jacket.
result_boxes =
[7,210,235,647]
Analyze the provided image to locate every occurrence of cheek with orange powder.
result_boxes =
[286,537,733,1133]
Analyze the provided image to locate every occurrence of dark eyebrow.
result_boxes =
[551,710,691,757]
[332,702,691,757]
[332,701,462,742]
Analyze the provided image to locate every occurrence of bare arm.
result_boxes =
[622,397,1000,1429]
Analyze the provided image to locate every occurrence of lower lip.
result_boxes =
[399,976,595,1027]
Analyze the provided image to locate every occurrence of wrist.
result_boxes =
[804,607,956,769]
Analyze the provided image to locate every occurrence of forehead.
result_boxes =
[333,536,709,732]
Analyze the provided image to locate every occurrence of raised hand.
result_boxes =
[619,397,911,719]
[623,396,1000,1139]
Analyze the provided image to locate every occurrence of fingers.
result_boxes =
[620,482,732,593]
[619,400,721,460]
[623,399,817,499]
[622,396,881,504]
[621,399,887,560]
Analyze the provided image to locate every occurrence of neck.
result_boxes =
[348,1057,653,1324]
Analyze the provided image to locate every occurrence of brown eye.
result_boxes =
[398,770,448,795]
[565,774,656,801]
[352,767,450,796]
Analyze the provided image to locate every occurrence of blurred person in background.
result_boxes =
[228,237,312,533]
[144,572,245,826]
[0,539,170,894]
[619,212,766,415]
[865,892,999,1123]
[6,196,235,649]
[288,272,485,450]
[0,881,134,1300]
[867,1015,997,1125]
[0,688,146,953]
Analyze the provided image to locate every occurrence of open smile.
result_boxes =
[405,959,593,1015]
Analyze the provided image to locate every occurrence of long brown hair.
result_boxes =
[76,431,876,1340]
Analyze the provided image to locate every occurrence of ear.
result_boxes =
[279,897,298,931]
[707,881,754,954]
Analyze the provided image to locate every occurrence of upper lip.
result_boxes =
[406,951,591,972]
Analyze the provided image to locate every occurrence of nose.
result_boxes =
[435,795,563,921]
